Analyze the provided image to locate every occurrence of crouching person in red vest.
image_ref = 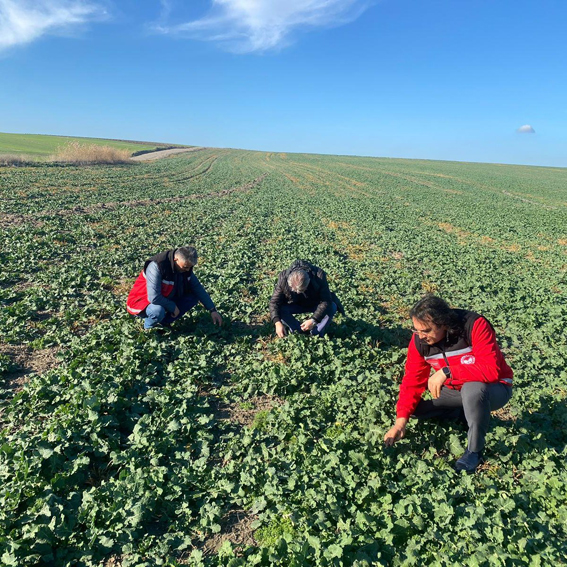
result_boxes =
[126,246,222,330]
[384,295,513,473]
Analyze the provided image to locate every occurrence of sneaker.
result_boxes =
[454,449,483,473]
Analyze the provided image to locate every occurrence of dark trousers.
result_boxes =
[413,382,512,452]
[280,302,338,337]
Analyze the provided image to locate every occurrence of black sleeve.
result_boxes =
[311,271,332,323]
[269,273,287,323]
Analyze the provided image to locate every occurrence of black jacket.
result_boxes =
[269,260,343,323]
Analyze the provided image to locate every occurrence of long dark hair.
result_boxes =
[409,295,463,335]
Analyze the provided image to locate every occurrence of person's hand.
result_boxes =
[428,369,447,399]
[384,418,408,446]
[300,318,316,332]
[211,311,223,326]
[173,305,180,318]
[275,321,286,338]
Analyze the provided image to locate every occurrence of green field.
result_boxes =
[0,132,180,157]
[1,150,566,566]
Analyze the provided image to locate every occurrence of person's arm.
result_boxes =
[187,274,223,325]
[146,262,176,313]
[384,338,430,446]
[311,271,332,323]
[449,317,503,384]
[269,276,287,337]
[187,274,216,312]
[269,276,286,323]
[384,417,408,446]
[396,338,431,419]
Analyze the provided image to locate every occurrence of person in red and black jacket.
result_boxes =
[127,246,223,330]
[384,295,513,473]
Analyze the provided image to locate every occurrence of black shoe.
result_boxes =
[454,450,483,473]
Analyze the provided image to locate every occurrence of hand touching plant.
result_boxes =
[300,318,316,332]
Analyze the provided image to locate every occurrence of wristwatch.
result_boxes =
[442,367,451,379]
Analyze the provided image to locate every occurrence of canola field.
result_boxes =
[0,149,566,566]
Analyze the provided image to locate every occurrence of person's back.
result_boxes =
[269,260,340,338]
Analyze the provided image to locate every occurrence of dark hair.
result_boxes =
[409,295,462,335]
[174,246,198,265]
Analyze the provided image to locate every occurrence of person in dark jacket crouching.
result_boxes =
[384,295,513,473]
[269,260,344,338]
[127,246,222,330]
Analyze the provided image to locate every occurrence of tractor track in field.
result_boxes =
[0,174,268,228]
[501,190,558,210]
[169,154,218,183]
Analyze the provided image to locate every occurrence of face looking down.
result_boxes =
[411,317,447,345]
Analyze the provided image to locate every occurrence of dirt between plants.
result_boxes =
[0,213,44,229]
[0,343,61,393]
[185,394,279,557]
[0,174,267,228]
[130,147,206,161]
[198,509,258,556]
[492,406,517,421]
[215,394,282,427]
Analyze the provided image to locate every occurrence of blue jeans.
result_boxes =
[141,294,199,329]
[279,302,337,337]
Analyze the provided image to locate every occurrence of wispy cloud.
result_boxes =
[517,124,535,134]
[0,0,106,51]
[154,0,372,53]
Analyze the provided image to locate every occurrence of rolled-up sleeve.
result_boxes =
[146,262,176,313]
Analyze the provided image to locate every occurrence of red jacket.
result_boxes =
[396,311,513,419]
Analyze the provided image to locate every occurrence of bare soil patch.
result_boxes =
[0,213,45,229]
[0,279,37,292]
[105,278,135,297]
[0,344,61,393]
[199,509,258,556]
[215,394,282,427]
[492,406,516,421]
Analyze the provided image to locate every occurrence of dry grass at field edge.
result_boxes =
[53,141,132,165]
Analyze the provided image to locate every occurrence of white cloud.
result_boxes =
[517,124,535,134]
[155,0,372,53]
[0,0,105,51]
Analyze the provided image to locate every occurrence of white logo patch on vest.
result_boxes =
[461,354,475,365]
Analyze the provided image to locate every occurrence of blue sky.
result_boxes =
[1,0,566,166]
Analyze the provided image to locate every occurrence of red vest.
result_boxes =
[126,250,192,315]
